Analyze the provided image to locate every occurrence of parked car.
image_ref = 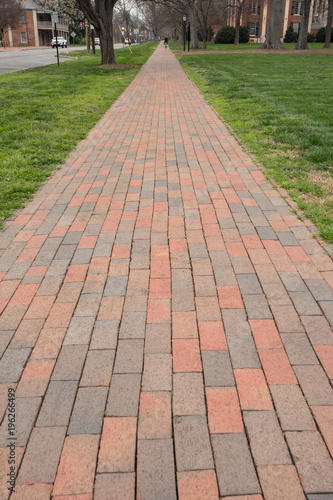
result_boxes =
[51,37,67,48]
[94,38,100,45]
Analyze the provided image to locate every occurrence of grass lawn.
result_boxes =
[0,43,157,227]
[177,52,333,243]
[169,40,328,51]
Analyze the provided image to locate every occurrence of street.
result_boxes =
[0,44,126,74]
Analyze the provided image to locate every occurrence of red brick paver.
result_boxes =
[0,43,333,499]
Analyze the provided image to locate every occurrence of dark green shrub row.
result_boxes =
[214,25,249,44]
[284,26,333,43]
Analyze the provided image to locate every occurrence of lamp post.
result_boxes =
[183,15,186,52]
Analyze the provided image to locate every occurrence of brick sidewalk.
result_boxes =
[0,43,333,500]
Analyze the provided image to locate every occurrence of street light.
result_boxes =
[183,15,186,52]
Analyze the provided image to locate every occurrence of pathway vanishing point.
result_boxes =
[0,43,333,500]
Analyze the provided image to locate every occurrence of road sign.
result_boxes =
[51,11,58,24]
[90,24,94,29]
[71,32,76,38]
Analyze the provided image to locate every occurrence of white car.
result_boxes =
[51,37,67,48]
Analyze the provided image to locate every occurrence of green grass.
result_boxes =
[169,40,329,51]
[0,43,157,226]
[177,52,333,242]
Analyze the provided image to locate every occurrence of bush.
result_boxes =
[214,25,249,44]
[215,26,235,44]
[239,25,250,43]
[284,26,298,43]
[307,32,315,43]
[315,27,333,43]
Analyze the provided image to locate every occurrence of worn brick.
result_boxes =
[293,365,333,405]
[90,320,119,349]
[145,323,171,353]
[98,417,137,473]
[119,311,146,339]
[212,433,260,497]
[311,406,333,456]
[202,350,234,387]
[68,386,108,434]
[0,348,31,383]
[244,411,292,466]
[18,426,66,484]
[281,332,318,365]
[63,316,95,345]
[172,311,198,339]
[174,415,214,471]
[206,387,243,433]
[227,335,261,369]
[16,358,55,397]
[285,431,333,494]
[198,321,227,350]
[36,381,77,427]
[270,385,315,431]
[0,397,41,446]
[177,470,219,500]
[142,353,172,391]
[53,434,100,496]
[258,348,297,385]
[173,339,202,372]
[173,372,206,416]
[222,309,252,337]
[138,391,171,439]
[80,349,114,387]
[113,339,144,374]
[94,473,135,500]
[137,439,177,500]
[52,345,88,381]
[249,319,283,349]
[106,373,141,417]
[257,465,306,500]
[301,315,333,345]
[31,327,66,359]
[235,369,273,410]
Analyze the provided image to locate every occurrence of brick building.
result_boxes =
[227,0,329,42]
[7,0,69,47]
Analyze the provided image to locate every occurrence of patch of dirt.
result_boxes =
[299,171,333,207]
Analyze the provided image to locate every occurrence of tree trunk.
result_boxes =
[296,0,311,49]
[234,3,241,45]
[78,0,117,65]
[188,1,200,48]
[324,0,333,48]
[202,24,207,48]
[261,0,285,49]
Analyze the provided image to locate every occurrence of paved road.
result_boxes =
[0,44,128,74]
[0,43,333,499]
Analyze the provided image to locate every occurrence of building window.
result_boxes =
[20,32,27,43]
[248,22,259,36]
[250,2,261,15]
[291,1,303,15]
[291,22,300,33]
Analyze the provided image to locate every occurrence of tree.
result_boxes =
[261,0,285,49]
[233,0,245,45]
[296,0,311,49]
[0,0,24,43]
[324,0,333,48]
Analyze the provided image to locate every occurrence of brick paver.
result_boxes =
[0,43,333,499]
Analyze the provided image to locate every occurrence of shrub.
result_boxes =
[239,25,250,43]
[315,27,333,43]
[214,25,249,44]
[307,32,315,43]
[284,26,298,43]
[215,26,236,44]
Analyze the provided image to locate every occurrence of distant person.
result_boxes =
[164,37,168,49]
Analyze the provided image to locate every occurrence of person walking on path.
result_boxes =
[0,43,333,500]
[164,36,168,48]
